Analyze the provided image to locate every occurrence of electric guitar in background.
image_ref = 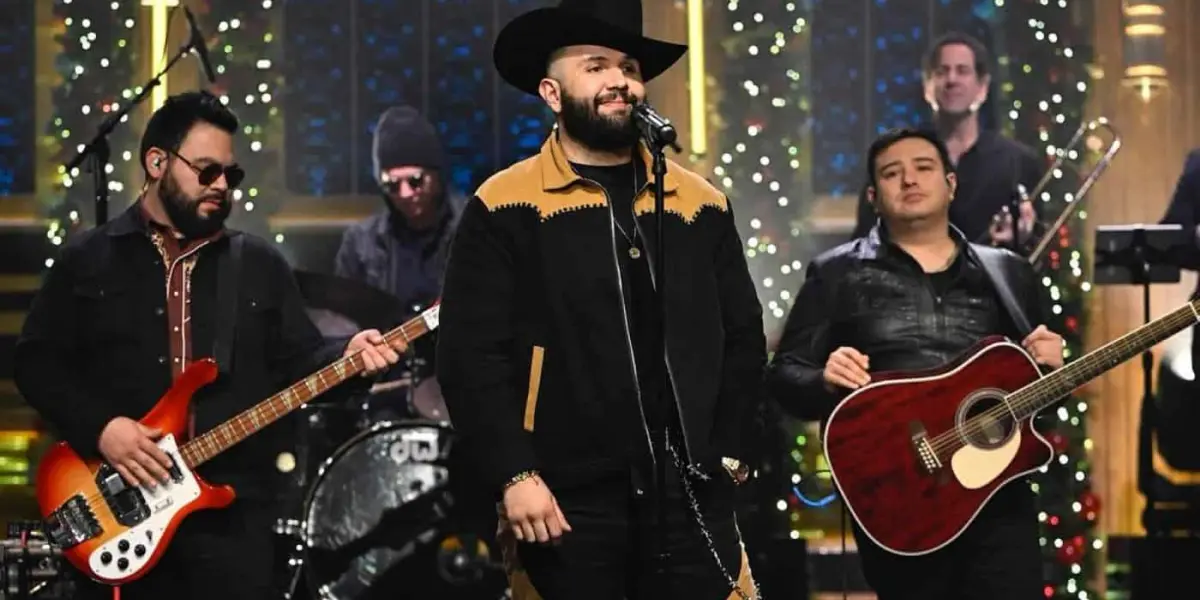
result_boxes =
[34,305,440,585]
[822,298,1199,556]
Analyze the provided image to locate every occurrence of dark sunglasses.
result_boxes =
[380,172,427,195]
[171,151,246,188]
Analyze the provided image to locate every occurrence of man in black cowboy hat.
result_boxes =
[435,0,765,598]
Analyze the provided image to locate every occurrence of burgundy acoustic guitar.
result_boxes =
[35,305,439,585]
[823,299,1200,556]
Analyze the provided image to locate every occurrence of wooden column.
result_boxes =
[643,0,708,172]
[1083,0,1200,538]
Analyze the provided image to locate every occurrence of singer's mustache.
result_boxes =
[594,91,637,107]
[193,193,227,206]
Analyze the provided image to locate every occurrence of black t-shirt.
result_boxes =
[570,160,669,430]
[928,246,965,298]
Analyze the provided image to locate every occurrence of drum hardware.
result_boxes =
[435,533,505,586]
[365,361,450,424]
[367,378,412,395]
[299,420,453,597]
[292,270,408,335]
[273,402,363,528]
[283,280,474,597]
[272,420,503,599]
[293,271,448,426]
[0,521,72,600]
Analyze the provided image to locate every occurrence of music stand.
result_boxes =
[1093,223,1189,534]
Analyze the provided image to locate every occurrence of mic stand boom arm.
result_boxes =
[66,38,201,225]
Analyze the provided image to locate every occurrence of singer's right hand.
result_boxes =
[502,475,572,543]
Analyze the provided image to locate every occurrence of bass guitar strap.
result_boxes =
[212,232,245,378]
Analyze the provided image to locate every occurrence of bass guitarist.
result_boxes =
[15,91,407,600]
[766,127,1064,599]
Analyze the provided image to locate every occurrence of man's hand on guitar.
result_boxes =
[98,417,173,489]
[502,474,572,544]
[345,329,409,376]
[824,346,871,392]
[1022,325,1065,369]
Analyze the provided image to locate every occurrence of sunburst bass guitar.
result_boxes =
[823,299,1200,556]
[35,304,440,585]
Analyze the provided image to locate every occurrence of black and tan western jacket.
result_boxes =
[436,132,766,493]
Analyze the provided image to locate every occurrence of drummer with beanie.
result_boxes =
[334,105,467,313]
[333,106,466,417]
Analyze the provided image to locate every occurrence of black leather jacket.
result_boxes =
[766,225,1045,421]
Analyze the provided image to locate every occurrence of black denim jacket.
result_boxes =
[16,205,357,499]
[767,224,1045,422]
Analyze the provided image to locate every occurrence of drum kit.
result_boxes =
[272,272,507,600]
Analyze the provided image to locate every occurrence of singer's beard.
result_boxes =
[559,89,641,153]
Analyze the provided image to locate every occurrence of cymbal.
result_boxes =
[305,307,361,339]
[293,270,405,331]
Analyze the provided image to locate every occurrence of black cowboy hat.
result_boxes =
[493,0,688,96]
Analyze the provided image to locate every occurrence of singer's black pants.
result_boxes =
[71,501,276,600]
[507,460,755,600]
[853,483,1043,600]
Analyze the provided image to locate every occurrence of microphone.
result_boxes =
[632,102,680,151]
[184,7,217,83]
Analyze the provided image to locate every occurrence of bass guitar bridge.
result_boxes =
[45,494,101,549]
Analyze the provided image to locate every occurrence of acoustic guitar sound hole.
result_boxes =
[957,391,1017,450]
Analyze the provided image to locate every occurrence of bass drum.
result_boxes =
[287,420,503,599]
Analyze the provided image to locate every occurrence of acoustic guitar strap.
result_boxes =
[973,245,1035,338]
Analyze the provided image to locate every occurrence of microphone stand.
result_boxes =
[632,102,680,598]
[1136,242,1157,535]
[1093,224,1187,536]
[653,136,670,599]
[642,128,674,600]
[66,36,200,225]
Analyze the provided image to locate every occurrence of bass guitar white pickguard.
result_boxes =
[949,428,1022,490]
[87,434,202,580]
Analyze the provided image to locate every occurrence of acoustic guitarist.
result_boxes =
[767,127,1064,599]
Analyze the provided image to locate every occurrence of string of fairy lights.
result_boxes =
[205,0,282,224]
[1005,2,1100,599]
[714,0,831,548]
[46,0,141,268]
[715,1,811,333]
